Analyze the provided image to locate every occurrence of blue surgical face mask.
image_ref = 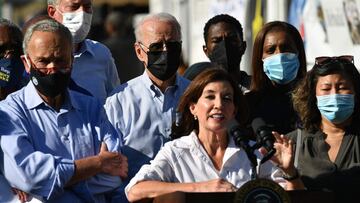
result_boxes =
[263,53,300,84]
[317,94,355,124]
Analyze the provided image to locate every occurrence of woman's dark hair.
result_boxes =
[292,58,360,132]
[250,21,307,92]
[171,68,248,139]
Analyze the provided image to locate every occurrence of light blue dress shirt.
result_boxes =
[0,82,122,202]
[105,72,190,181]
[72,39,120,103]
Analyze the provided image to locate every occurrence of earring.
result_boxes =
[194,115,198,120]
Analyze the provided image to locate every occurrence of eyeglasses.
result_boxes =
[34,66,71,75]
[139,41,182,52]
[315,55,354,66]
[25,55,71,75]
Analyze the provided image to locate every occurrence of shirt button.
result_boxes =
[61,136,69,142]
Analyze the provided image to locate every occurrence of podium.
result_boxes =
[149,190,334,203]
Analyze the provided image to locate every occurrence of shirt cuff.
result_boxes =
[47,158,75,200]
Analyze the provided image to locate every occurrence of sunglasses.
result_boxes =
[139,41,182,52]
[315,55,354,66]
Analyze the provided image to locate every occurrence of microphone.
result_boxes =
[227,120,250,152]
[228,120,258,179]
[251,117,276,164]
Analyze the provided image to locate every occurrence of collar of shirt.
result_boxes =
[74,39,95,57]
[140,71,179,98]
[24,82,81,112]
[186,131,241,168]
[24,82,46,109]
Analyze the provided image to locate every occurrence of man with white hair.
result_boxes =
[0,18,127,202]
[47,0,120,103]
[105,12,190,201]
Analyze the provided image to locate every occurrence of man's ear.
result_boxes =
[20,55,31,73]
[47,5,56,18]
[203,45,209,57]
[134,43,142,59]
[134,42,147,67]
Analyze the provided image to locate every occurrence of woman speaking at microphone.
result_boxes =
[125,68,303,202]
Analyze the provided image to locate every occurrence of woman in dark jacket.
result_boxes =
[245,21,307,135]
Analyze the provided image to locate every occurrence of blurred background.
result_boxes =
[1,0,360,74]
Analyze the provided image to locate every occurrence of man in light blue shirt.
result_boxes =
[48,0,120,103]
[0,19,127,202]
[105,12,190,201]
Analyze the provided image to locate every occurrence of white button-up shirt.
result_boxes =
[125,131,285,197]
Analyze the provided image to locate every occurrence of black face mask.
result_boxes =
[208,39,243,72]
[30,68,70,98]
[146,43,181,81]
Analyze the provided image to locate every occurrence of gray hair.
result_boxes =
[23,18,73,55]
[48,0,60,6]
[134,12,181,42]
[47,0,59,5]
[0,18,23,48]
[47,0,93,6]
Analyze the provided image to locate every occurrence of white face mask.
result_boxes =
[58,10,92,44]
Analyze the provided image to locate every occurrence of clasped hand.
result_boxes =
[98,142,128,179]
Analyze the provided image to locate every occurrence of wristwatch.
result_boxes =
[281,169,299,181]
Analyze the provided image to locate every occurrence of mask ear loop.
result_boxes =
[24,55,31,69]
[55,6,64,16]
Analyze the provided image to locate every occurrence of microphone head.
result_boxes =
[227,120,250,150]
[251,117,266,134]
[251,117,274,151]
[251,118,277,164]
[227,119,240,134]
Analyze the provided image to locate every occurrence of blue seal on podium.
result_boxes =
[234,179,290,203]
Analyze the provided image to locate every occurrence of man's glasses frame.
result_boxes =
[25,55,71,75]
[138,41,182,53]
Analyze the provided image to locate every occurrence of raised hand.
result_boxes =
[267,132,305,189]
[259,131,295,174]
